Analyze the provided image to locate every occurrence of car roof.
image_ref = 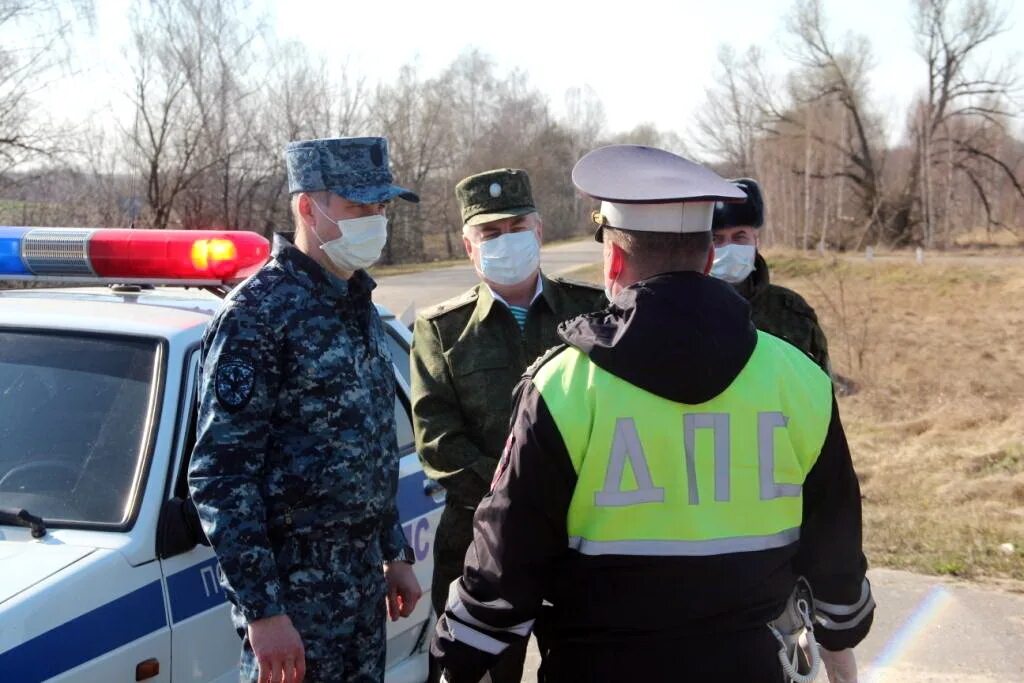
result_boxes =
[0,286,397,340]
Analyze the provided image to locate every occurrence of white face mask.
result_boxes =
[711,243,756,284]
[312,200,388,272]
[603,268,617,302]
[474,230,540,286]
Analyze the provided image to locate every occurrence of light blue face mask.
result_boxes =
[475,231,540,286]
[711,244,756,284]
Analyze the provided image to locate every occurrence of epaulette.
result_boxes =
[551,275,602,291]
[780,287,820,322]
[523,343,568,379]
[420,287,479,321]
[224,262,288,309]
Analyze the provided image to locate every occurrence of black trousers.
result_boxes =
[537,627,786,683]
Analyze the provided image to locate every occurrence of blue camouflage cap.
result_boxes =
[285,136,419,204]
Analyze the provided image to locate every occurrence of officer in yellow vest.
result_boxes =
[431,145,873,683]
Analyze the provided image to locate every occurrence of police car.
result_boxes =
[0,227,444,682]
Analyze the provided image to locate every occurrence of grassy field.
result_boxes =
[569,249,1024,586]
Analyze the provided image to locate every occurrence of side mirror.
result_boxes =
[157,497,210,558]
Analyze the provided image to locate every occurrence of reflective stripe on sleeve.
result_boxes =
[816,578,872,616]
[567,527,800,556]
[449,595,535,638]
[446,620,510,655]
[815,589,872,634]
[816,598,875,631]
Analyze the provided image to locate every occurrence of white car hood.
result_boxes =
[0,540,95,604]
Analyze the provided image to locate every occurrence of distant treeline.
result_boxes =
[1,0,1021,264]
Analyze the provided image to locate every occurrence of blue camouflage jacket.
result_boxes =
[188,232,409,623]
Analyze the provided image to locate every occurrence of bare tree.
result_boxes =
[257,41,367,232]
[370,64,454,263]
[564,85,607,231]
[0,1,94,179]
[124,0,266,230]
[693,46,762,175]
[266,42,366,142]
[777,0,889,245]
[910,0,1021,244]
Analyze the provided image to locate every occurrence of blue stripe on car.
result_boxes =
[0,470,445,679]
[398,469,442,521]
[0,580,166,683]
[166,556,225,624]
[165,471,444,623]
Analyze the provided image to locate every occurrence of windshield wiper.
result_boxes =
[0,507,47,538]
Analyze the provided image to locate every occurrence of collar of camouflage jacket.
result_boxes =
[735,251,771,301]
[271,232,377,304]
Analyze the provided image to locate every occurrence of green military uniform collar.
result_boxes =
[474,272,556,323]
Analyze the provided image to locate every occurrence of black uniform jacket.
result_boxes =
[432,272,873,682]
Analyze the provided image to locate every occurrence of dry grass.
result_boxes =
[769,249,1024,584]
[567,250,1024,584]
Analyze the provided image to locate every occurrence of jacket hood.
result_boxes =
[558,271,757,404]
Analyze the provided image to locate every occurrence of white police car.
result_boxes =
[0,227,444,682]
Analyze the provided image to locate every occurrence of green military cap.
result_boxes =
[456,168,536,226]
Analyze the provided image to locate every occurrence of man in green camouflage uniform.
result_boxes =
[410,168,604,683]
[711,177,831,372]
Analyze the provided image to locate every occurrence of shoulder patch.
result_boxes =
[215,356,256,412]
[524,343,569,379]
[420,287,479,321]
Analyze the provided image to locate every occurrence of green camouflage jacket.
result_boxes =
[410,274,605,508]
[737,253,831,372]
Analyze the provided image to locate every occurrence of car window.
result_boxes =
[172,349,201,500]
[0,330,161,526]
[394,396,414,456]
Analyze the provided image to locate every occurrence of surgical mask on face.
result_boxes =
[474,230,540,286]
[311,200,388,272]
[604,270,617,302]
[711,243,756,284]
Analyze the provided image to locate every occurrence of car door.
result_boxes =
[153,325,444,682]
[384,328,445,679]
[157,348,239,683]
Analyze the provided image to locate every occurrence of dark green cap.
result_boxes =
[456,168,536,227]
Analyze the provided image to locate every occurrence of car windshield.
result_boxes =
[0,331,161,527]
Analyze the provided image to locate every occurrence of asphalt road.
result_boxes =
[376,242,1024,682]
[517,569,1024,682]
[372,238,603,320]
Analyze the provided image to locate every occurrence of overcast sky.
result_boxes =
[23,0,1024,145]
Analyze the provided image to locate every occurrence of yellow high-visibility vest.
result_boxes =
[533,331,833,556]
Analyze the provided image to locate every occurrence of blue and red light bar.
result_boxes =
[0,227,270,285]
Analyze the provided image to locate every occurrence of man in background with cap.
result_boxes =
[431,146,871,682]
[410,168,604,682]
[711,178,831,372]
[190,136,422,683]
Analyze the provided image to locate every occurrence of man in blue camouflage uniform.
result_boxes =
[189,136,422,683]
